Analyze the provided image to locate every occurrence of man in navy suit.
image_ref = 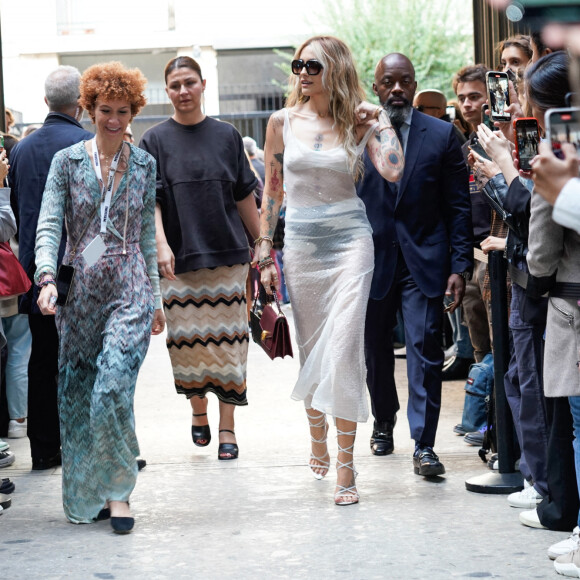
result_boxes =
[9,66,94,470]
[357,54,472,476]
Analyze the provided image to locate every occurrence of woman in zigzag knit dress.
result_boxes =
[35,62,165,531]
[140,56,260,460]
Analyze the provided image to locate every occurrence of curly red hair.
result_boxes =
[80,61,147,120]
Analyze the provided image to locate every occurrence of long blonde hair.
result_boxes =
[286,36,366,180]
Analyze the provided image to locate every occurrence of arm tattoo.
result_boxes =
[274,153,284,178]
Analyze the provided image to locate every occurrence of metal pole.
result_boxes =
[465,251,523,494]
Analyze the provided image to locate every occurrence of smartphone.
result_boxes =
[486,71,511,122]
[481,104,495,131]
[446,105,456,122]
[468,138,492,162]
[545,107,580,160]
[514,117,540,171]
[55,264,75,306]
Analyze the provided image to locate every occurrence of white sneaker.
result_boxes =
[7,419,27,439]
[554,546,580,577]
[0,440,9,452]
[548,527,580,560]
[507,480,543,508]
[519,508,548,529]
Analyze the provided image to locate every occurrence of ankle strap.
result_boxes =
[192,413,207,417]
[219,429,235,435]
[306,411,326,429]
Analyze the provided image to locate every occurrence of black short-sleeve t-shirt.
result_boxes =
[140,117,258,274]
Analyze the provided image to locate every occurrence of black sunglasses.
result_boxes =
[291,59,323,76]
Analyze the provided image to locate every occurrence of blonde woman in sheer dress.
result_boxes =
[255,36,404,505]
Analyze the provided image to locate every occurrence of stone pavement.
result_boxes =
[0,306,566,579]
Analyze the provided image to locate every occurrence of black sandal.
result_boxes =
[192,413,211,447]
[218,429,239,460]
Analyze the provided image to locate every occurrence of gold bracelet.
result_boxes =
[254,235,273,246]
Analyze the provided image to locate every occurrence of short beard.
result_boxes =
[384,98,412,127]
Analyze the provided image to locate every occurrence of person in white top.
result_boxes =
[254,35,404,506]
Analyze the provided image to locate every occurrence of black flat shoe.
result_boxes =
[137,458,146,471]
[370,417,397,456]
[218,429,238,460]
[192,413,211,447]
[111,517,134,534]
[96,508,111,521]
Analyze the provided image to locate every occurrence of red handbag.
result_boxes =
[0,241,32,298]
[250,290,293,360]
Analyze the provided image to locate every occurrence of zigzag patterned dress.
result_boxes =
[35,142,160,524]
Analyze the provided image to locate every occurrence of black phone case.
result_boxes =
[56,264,75,306]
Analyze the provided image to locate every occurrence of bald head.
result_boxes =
[413,89,447,118]
[374,53,415,84]
[373,53,417,124]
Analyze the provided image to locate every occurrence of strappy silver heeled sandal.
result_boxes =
[335,428,359,506]
[306,410,330,480]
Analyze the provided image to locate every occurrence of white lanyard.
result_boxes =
[92,138,124,235]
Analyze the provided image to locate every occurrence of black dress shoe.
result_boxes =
[0,478,15,494]
[370,417,397,456]
[32,451,62,471]
[413,447,446,477]
[111,517,134,534]
[442,356,474,381]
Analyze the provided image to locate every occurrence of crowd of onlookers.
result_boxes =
[1,8,580,573]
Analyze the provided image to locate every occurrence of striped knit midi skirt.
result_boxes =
[161,263,249,405]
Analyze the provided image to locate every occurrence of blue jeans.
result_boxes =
[444,298,474,359]
[568,396,580,527]
[1,314,31,419]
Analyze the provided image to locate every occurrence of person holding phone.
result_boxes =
[35,62,165,532]
[524,52,580,542]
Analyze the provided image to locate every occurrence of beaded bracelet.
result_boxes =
[39,278,56,288]
[257,257,275,271]
[254,236,274,247]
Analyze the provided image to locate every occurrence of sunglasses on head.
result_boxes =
[291,59,323,76]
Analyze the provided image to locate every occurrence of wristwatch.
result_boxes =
[456,271,472,282]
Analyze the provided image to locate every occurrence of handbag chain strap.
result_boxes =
[252,283,285,318]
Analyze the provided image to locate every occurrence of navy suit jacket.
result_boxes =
[9,112,93,313]
[357,110,473,300]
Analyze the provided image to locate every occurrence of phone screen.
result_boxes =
[486,72,511,122]
[515,119,539,171]
[481,104,495,131]
[546,108,580,160]
[446,105,456,122]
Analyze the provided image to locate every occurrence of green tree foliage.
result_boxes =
[318,0,474,101]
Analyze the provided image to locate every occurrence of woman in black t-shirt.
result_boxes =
[141,57,259,461]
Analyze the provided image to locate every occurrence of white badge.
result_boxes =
[82,235,107,268]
